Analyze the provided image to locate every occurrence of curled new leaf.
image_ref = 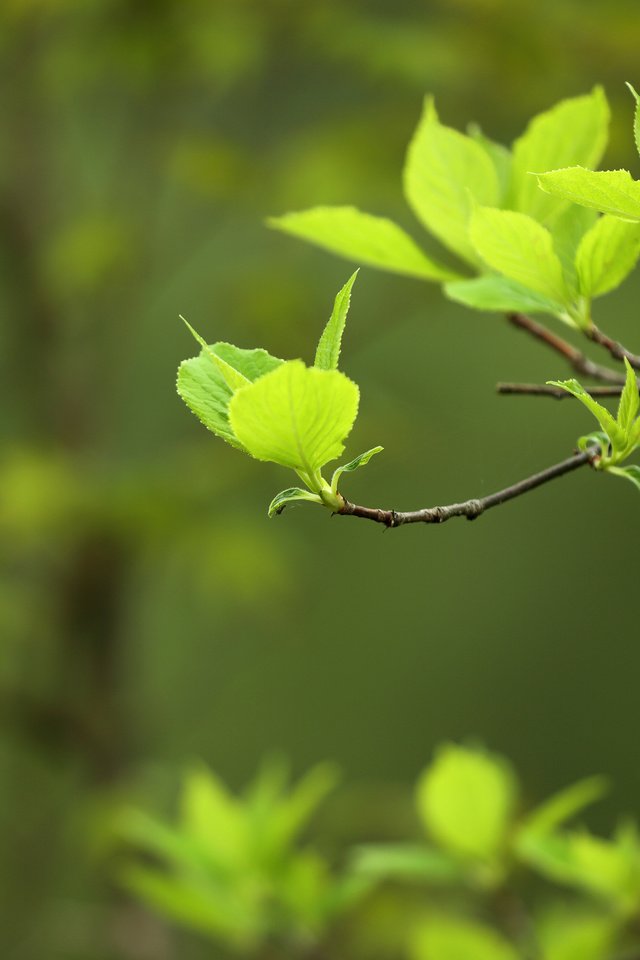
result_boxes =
[268,488,323,518]
[330,446,384,495]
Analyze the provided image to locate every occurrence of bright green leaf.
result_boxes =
[469,207,568,304]
[617,358,639,434]
[546,378,626,453]
[576,216,640,298]
[627,82,640,159]
[416,744,516,862]
[351,843,463,883]
[229,360,359,475]
[331,446,384,494]
[444,274,563,315]
[552,204,599,296]
[467,124,512,201]
[607,464,640,492]
[509,87,609,223]
[268,487,323,518]
[315,271,358,371]
[268,206,461,281]
[412,917,520,960]
[181,766,246,868]
[519,776,608,841]
[177,354,241,448]
[538,913,618,960]
[403,98,500,264]
[537,168,640,222]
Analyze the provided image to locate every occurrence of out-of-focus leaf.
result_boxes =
[351,843,464,883]
[412,916,520,960]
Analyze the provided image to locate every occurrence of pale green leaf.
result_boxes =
[467,124,512,201]
[546,378,626,452]
[416,744,516,861]
[510,87,609,222]
[617,358,639,434]
[351,843,463,883]
[412,917,520,960]
[229,360,359,474]
[268,206,461,281]
[627,82,640,159]
[315,271,358,371]
[607,464,640,492]
[331,446,384,494]
[551,205,599,296]
[177,354,241,448]
[537,168,640,222]
[181,766,247,868]
[576,216,640,297]
[578,431,608,454]
[268,487,323,518]
[403,98,500,264]
[469,207,568,303]
[519,776,608,841]
[444,274,563,315]
[212,342,284,383]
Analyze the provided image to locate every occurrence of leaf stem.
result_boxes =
[338,447,599,528]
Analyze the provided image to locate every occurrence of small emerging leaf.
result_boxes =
[315,271,358,371]
[537,168,640,222]
[268,488,323,518]
[608,464,640,492]
[546,378,626,454]
[331,446,383,494]
[617,357,640,435]
[268,206,461,281]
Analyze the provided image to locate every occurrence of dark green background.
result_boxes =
[1,1,639,957]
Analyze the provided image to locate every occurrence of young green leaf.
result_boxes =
[576,216,640,298]
[416,744,516,862]
[578,431,608,454]
[177,354,242,448]
[537,168,640,222]
[551,204,599,297]
[607,464,640,492]
[467,124,512,201]
[412,917,520,960]
[546,378,626,453]
[403,97,500,265]
[617,358,640,435]
[267,206,461,281]
[268,487,323,518]
[627,82,640,159]
[518,776,609,841]
[315,271,358,371]
[330,446,384,494]
[509,87,609,223]
[229,360,359,477]
[444,274,563,315]
[469,207,568,304]
[351,843,463,884]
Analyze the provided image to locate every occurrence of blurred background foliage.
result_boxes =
[1,1,640,957]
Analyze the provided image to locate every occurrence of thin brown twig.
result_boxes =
[587,325,640,371]
[497,382,626,399]
[338,448,599,528]
[507,313,626,384]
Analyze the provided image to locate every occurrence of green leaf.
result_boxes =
[509,87,609,223]
[330,446,384,494]
[469,207,568,304]
[268,487,323,518]
[578,431,608,454]
[268,206,461,281]
[229,360,359,476]
[351,843,463,883]
[546,378,626,453]
[181,766,246,868]
[576,216,640,298]
[538,913,618,960]
[412,917,520,960]
[403,97,500,264]
[315,271,358,371]
[519,776,608,841]
[627,81,640,159]
[537,168,640,222]
[551,204,599,296]
[467,124,512,201]
[617,358,639,434]
[177,342,284,448]
[607,464,640,492]
[444,274,563,315]
[416,744,516,862]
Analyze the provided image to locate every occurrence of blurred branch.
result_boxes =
[338,448,598,528]
[587,324,640,371]
[497,382,626,398]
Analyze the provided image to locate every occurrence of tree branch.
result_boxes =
[507,313,626,384]
[338,448,598,528]
[587,325,640,371]
[497,382,626,399]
